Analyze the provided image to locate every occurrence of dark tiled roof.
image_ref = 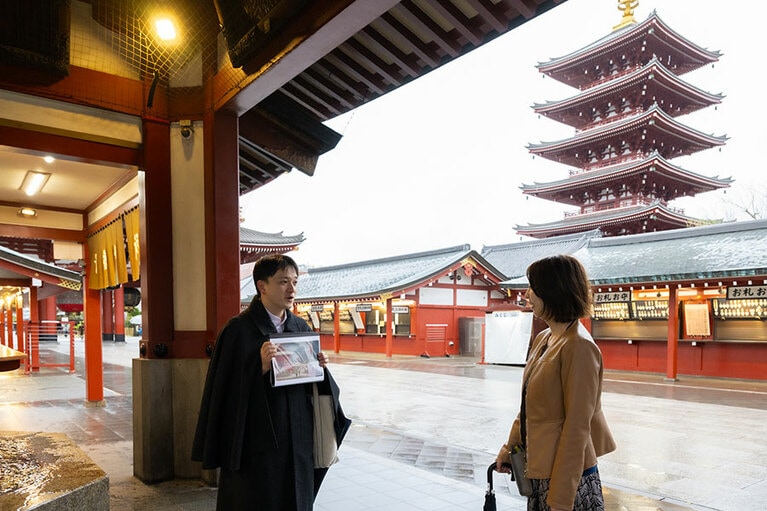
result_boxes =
[501,219,767,288]
[296,245,503,301]
[0,244,82,288]
[576,219,767,284]
[239,226,305,246]
[481,230,600,279]
[241,244,506,303]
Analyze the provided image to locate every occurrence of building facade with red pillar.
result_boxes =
[483,219,767,381]
[245,245,512,357]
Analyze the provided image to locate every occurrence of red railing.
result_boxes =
[23,321,75,374]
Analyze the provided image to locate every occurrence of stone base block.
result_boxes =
[0,431,109,510]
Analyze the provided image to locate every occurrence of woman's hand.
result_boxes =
[318,351,329,368]
[495,458,511,473]
[261,341,276,374]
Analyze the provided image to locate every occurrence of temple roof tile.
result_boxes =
[533,58,724,129]
[520,151,732,195]
[537,12,721,88]
[514,201,702,238]
[528,104,727,166]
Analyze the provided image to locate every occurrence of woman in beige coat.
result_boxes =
[497,255,616,511]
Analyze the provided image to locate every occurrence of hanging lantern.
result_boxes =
[124,288,142,308]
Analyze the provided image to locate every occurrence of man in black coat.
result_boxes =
[192,254,351,510]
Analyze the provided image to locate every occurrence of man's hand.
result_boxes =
[261,341,276,374]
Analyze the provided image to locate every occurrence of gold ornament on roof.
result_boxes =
[613,0,639,31]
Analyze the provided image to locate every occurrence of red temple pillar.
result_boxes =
[385,297,393,358]
[666,288,679,381]
[28,286,39,325]
[5,308,12,348]
[15,302,23,350]
[102,289,114,342]
[29,286,38,355]
[114,287,126,342]
[333,303,340,354]
[41,296,57,322]
[83,244,105,403]
[0,305,6,346]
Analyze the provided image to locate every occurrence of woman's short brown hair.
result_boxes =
[526,254,592,323]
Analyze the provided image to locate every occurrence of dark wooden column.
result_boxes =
[114,287,126,342]
[102,290,114,342]
[204,109,240,339]
[139,118,174,358]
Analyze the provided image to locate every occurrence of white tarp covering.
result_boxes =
[484,310,533,364]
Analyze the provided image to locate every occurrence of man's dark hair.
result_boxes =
[526,254,592,323]
[252,254,299,296]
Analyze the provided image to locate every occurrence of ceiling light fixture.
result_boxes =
[20,170,50,196]
[18,207,37,218]
[155,18,177,41]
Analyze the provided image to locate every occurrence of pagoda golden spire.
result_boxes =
[613,0,639,31]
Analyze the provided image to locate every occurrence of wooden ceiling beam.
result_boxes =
[509,0,537,19]
[323,50,388,96]
[395,1,461,58]
[342,38,402,86]
[302,67,360,110]
[471,0,511,34]
[378,12,442,68]
[359,26,422,77]
[427,1,484,47]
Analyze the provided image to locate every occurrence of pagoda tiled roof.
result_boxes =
[242,244,506,303]
[514,201,701,238]
[239,226,305,246]
[481,230,601,280]
[0,244,82,290]
[527,104,728,166]
[532,58,724,130]
[501,219,767,288]
[537,11,721,88]
[520,151,732,201]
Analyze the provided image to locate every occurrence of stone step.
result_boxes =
[0,431,109,511]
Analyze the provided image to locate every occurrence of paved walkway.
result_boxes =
[1,336,766,510]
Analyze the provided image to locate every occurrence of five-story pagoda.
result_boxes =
[516,1,732,239]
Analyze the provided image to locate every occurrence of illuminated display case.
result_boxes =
[713,298,767,320]
[631,300,669,320]
[592,301,630,320]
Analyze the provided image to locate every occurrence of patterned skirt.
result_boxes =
[527,466,605,511]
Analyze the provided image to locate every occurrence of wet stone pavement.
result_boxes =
[1,337,766,510]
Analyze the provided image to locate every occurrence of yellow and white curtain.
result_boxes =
[87,208,141,290]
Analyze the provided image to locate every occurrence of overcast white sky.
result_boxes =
[241,0,767,268]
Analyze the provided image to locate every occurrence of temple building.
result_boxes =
[238,226,304,264]
[517,5,732,238]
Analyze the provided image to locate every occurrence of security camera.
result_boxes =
[180,119,192,139]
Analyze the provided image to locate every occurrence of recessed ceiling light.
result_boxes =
[18,207,37,218]
[19,170,51,196]
[43,156,55,164]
